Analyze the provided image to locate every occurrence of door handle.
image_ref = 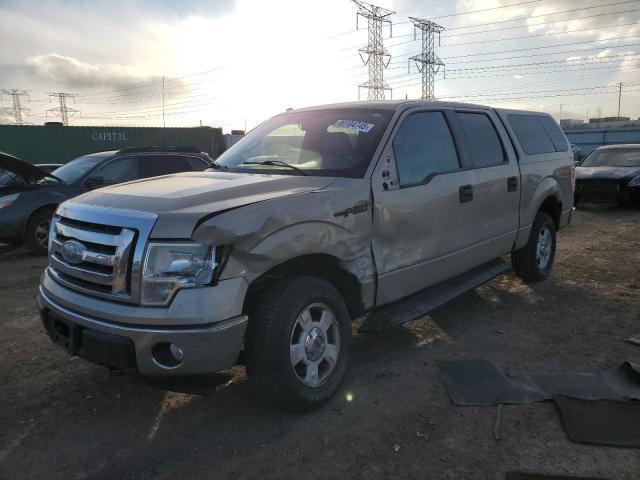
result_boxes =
[459,184,473,203]
[507,176,518,192]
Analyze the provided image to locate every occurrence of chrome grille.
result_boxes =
[50,217,136,298]
[47,203,158,303]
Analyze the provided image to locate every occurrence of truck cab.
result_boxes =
[37,101,574,411]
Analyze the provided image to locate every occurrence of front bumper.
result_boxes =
[575,180,637,204]
[37,277,248,376]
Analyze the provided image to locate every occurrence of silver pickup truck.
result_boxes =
[38,101,574,411]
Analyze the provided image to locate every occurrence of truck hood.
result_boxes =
[66,171,336,237]
[576,166,640,181]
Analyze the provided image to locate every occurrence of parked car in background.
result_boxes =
[35,163,64,174]
[575,144,640,207]
[0,147,212,254]
[37,101,574,411]
[570,144,582,164]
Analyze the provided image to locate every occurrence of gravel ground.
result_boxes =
[0,207,639,480]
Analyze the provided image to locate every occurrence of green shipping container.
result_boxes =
[0,124,225,165]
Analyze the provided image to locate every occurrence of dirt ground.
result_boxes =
[1,207,639,480]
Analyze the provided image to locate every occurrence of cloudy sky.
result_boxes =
[0,0,639,130]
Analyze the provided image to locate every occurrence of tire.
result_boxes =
[245,276,351,412]
[25,208,55,255]
[511,212,557,283]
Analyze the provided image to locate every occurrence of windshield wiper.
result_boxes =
[242,160,308,176]
[209,161,228,170]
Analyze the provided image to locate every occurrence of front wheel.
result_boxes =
[511,212,557,283]
[245,276,351,412]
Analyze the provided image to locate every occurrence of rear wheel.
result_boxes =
[511,212,556,283]
[26,208,55,255]
[245,276,351,412]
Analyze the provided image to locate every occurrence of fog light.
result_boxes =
[152,342,184,368]
[170,343,184,362]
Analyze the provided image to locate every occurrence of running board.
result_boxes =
[359,258,511,333]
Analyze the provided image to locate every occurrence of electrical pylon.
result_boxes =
[0,89,31,124]
[408,17,445,101]
[46,92,80,126]
[352,1,395,101]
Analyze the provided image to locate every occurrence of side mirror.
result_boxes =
[85,176,105,189]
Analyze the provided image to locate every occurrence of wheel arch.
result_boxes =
[537,195,562,230]
[529,176,563,230]
[242,253,366,320]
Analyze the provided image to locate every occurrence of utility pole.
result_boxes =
[559,104,563,122]
[408,17,445,100]
[617,82,622,118]
[46,92,80,126]
[0,89,31,124]
[352,0,395,101]
[162,76,166,128]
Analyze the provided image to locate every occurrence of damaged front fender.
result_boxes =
[191,178,377,309]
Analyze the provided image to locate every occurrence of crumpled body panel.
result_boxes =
[192,177,377,309]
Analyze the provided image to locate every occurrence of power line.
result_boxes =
[390,62,640,87]
[351,51,640,81]
[331,0,541,39]
[352,0,395,100]
[0,89,31,124]
[345,19,640,59]
[399,0,542,23]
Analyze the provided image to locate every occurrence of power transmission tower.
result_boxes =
[352,0,395,101]
[0,89,31,124]
[46,92,80,126]
[408,17,445,101]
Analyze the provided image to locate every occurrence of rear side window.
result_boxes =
[392,111,459,186]
[457,112,505,167]
[538,116,568,152]
[508,114,562,155]
[184,156,209,170]
[140,155,192,178]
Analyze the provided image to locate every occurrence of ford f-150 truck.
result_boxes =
[37,101,575,411]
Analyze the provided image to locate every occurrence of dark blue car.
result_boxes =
[0,147,212,254]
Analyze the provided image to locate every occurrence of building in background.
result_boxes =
[563,118,640,157]
[0,124,226,164]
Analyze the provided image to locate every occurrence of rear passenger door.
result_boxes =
[453,109,521,261]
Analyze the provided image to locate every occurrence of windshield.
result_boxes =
[0,167,20,186]
[215,108,393,178]
[580,148,640,168]
[52,152,112,183]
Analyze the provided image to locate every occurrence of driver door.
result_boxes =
[371,108,479,306]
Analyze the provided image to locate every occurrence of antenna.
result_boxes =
[352,1,395,101]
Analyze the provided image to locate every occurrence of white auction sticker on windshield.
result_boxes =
[333,120,375,133]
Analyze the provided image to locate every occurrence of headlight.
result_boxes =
[0,193,19,209]
[628,175,640,187]
[141,242,216,305]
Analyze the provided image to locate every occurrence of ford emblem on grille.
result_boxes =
[61,240,87,265]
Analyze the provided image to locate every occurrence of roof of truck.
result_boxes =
[290,100,551,117]
[291,100,487,112]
